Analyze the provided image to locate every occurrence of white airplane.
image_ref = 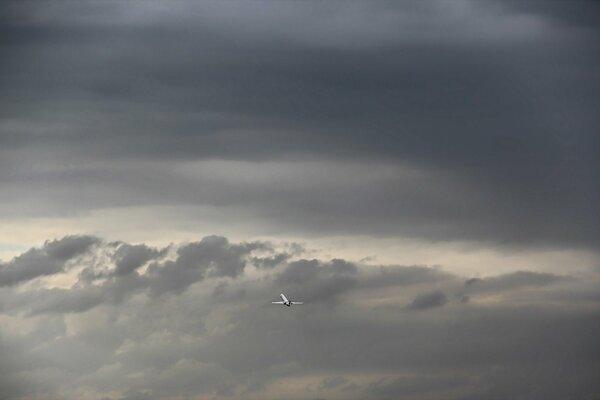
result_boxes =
[272,293,303,307]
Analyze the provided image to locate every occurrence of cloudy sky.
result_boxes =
[0,1,599,399]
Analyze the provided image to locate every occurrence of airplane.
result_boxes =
[272,293,303,307]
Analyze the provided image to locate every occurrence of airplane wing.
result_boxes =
[291,302,303,305]
[271,301,285,304]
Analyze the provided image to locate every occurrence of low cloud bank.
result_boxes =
[0,235,598,399]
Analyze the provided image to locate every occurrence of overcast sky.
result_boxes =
[1,1,599,399]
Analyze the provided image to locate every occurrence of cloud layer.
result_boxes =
[1,1,599,398]
[1,235,598,399]
[0,0,598,249]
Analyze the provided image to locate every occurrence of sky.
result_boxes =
[0,1,599,399]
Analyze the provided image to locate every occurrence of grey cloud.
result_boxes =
[319,375,348,390]
[363,265,456,289]
[251,252,291,269]
[465,277,483,286]
[0,235,273,315]
[276,259,358,303]
[8,273,148,316]
[54,235,265,304]
[1,1,600,396]
[330,259,358,274]
[27,287,104,315]
[2,237,573,317]
[500,0,600,29]
[366,375,471,398]
[117,392,152,400]
[465,271,565,293]
[407,290,448,310]
[0,0,598,249]
[113,243,164,276]
[276,259,320,285]
[145,359,235,398]
[43,235,99,260]
[0,236,599,399]
[147,236,262,297]
[0,235,98,287]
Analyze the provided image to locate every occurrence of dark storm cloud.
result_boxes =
[0,0,598,249]
[0,235,98,287]
[1,235,599,399]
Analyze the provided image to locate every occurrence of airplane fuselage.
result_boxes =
[272,293,303,307]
